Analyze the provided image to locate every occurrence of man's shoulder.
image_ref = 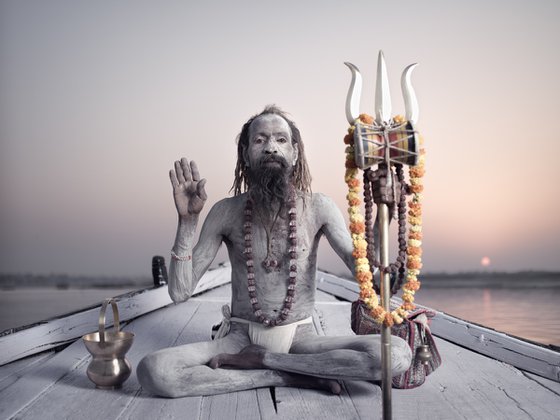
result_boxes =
[203,195,246,234]
[212,194,246,209]
[302,192,342,223]
[307,192,337,208]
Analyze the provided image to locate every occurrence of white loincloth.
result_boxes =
[213,305,312,353]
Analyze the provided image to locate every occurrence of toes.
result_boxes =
[329,380,342,395]
[208,356,221,369]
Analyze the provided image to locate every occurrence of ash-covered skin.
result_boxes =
[137,108,412,398]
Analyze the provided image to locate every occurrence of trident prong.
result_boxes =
[375,51,392,125]
[344,62,362,124]
[401,63,419,124]
[345,51,419,126]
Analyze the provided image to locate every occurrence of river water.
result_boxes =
[1,286,559,347]
[414,287,560,347]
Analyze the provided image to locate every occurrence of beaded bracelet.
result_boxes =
[171,250,192,262]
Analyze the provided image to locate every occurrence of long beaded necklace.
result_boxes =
[255,205,283,272]
[243,188,298,327]
[363,164,408,295]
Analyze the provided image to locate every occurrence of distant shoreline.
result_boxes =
[0,273,152,289]
[328,270,560,289]
[2,270,560,289]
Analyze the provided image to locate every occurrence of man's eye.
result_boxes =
[254,138,264,144]
[278,137,287,143]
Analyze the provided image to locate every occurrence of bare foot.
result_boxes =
[208,344,267,369]
[280,372,342,395]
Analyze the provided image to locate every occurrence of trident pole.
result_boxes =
[344,50,420,420]
[379,202,392,420]
[376,50,394,420]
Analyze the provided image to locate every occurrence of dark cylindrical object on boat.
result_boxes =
[152,256,168,287]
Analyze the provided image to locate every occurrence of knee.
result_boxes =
[137,352,176,398]
[390,336,412,375]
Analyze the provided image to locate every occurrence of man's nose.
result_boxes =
[264,141,279,154]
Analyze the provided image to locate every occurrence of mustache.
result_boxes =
[259,154,288,168]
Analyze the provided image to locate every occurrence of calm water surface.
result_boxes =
[0,288,132,332]
[415,287,560,346]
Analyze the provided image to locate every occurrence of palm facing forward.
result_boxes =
[169,158,207,218]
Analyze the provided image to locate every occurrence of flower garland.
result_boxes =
[344,113,425,327]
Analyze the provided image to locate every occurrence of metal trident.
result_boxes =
[344,50,419,126]
[343,51,420,420]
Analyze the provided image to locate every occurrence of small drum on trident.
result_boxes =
[353,120,419,169]
[82,298,134,389]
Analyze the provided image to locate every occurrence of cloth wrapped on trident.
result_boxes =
[343,51,428,420]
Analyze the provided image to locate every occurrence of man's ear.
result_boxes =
[292,144,299,166]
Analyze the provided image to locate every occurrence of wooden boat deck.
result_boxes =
[1,266,560,419]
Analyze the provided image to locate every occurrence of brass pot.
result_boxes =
[82,298,134,389]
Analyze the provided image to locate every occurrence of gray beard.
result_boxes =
[247,159,293,213]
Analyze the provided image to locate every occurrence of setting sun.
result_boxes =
[481,256,491,267]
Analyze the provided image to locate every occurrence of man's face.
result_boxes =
[244,114,298,171]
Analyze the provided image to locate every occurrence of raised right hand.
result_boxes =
[169,158,207,218]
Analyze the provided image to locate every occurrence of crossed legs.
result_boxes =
[137,323,412,398]
[210,323,412,382]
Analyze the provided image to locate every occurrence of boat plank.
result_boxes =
[390,337,560,420]
[0,266,231,366]
[0,300,204,419]
[430,312,560,382]
[523,372,560,395]
[273,387,361,420]
[0,351,55,393]
[256,388,279,419]
[314,301,560,420]
[199,390,264,420]
[112,301,214,420]
[0,336,92,419]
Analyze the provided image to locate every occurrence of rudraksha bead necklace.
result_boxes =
[243,188,298,327]
[363,164,408,296]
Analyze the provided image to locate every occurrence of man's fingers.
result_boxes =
[191,161,201,182]
[181,157,192,182]
[175,160,186,184]
[169,169,179,189]
[197,179,208,201]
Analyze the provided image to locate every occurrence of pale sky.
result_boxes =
[1,0,559,276]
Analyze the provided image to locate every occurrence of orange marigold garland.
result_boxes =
[344,114,426,326]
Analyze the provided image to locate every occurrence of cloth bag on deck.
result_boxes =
[351,300,442,389]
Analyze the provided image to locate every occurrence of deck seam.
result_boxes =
[9,353,90,419]
[114,387,143,420]
[435,379,470,420]
[171,302,203,347]
[112,301,204,420]
[499,386,536,420]
[0,352,55,393]
[520,371,560,397]
[268,386,278,414]
[339,381,363,420]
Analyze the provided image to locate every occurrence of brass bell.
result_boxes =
[416,344,432,366]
